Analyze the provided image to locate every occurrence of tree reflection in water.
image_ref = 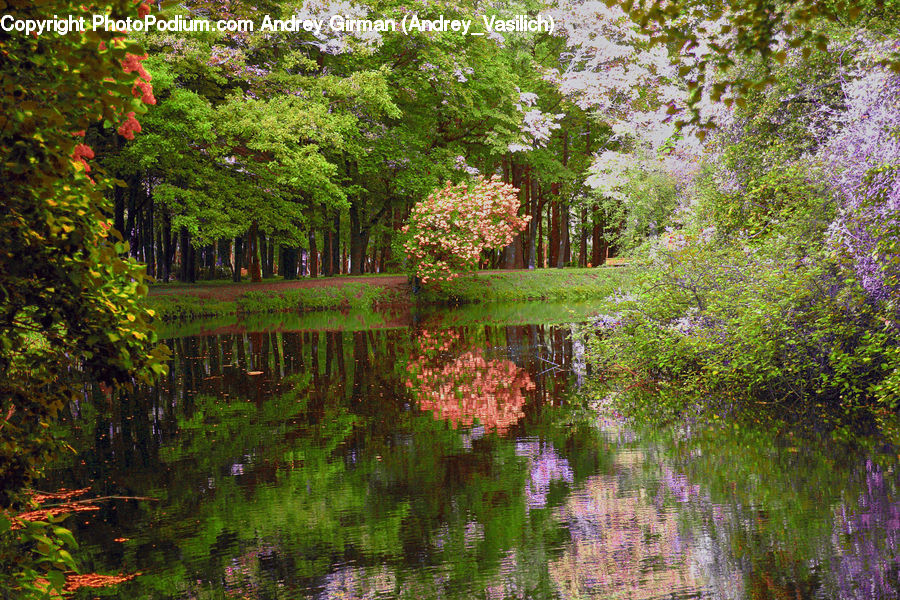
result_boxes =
[42,320,900,599]
[515,440,574,511]
[407,329,536,434]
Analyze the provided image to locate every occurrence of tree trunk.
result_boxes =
[217,238,232,275]
[233,235,244,282]
[155,215,164,282]
[248,221,262,282]
[177,227,197,283]
[503,236,518,269]
[125,176,141,257]
[513,165,527,270]
[557,130,570,268]
[178,227,190,282]
[282,246,298,280]
[527,170,536,269]
[579,207,588,267]
[537,195,544,269]
[331,212,341,276]
[259,232,275,278]
[161,208,172,282]
[323,226,333,277]
[591,204,606,266]
[144,195,155,277]
[377,242,388,274]
[188,240,197,283]
[349,203,370,275]
[259,232,268,278]
[581,121,591,267]
[309,231,318,278]
[513,167,531,269]
[549,189,559,267]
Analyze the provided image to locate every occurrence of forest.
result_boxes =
[2,0,900,597]
[92,0,648,283]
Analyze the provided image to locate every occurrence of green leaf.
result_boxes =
[47,569,65,591]
[53,527,78,549]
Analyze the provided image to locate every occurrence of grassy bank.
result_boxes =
[417,267,632,304]
[145,281,401,322]
[144,267,632,323]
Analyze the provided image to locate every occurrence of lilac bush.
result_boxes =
[821,36,900,305]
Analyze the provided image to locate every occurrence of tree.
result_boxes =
[402,177,529,283]
[624,0,900,132]
[0,0,167,594]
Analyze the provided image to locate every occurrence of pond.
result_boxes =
[44,308,900,599]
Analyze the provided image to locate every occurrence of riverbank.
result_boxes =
[419,267,630,304]
[145,267,632,322]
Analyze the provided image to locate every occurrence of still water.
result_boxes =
[46,310,900,599]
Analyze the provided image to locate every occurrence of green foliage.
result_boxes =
[592,166,681,252]
[581,6,900,420]
[588,238,899,413]
[624,0,900,130]
[0,0,171,594]
[0,513,80,598]
[703,163,835,240]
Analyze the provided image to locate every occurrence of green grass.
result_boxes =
[148,272,403,289]
[144,268,631,325]
[145,295,236,321]
[148,276,285,289]
[417,300,618,327]
[145,282,403,323]
[417,267,632,304]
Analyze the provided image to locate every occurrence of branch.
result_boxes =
[38,495,159,508]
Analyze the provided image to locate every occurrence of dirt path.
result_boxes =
[148,275,409,301]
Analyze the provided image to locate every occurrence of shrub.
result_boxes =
[402,177,529,283]
[589,235,900,411]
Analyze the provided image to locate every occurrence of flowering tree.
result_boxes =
[402,177,529,283]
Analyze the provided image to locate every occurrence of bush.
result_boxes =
[589,235,900,411]
[703,163,834,241]
[402,177,528,283]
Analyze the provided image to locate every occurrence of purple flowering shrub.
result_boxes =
[587,29,900,412]
[821,49,900,304]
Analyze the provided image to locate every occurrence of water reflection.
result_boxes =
[45,318,900,599]
[832,460,900,600]
[551,456,703,599]
[407,329,536,434]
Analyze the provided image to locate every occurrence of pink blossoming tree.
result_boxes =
[402,177,529,284]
